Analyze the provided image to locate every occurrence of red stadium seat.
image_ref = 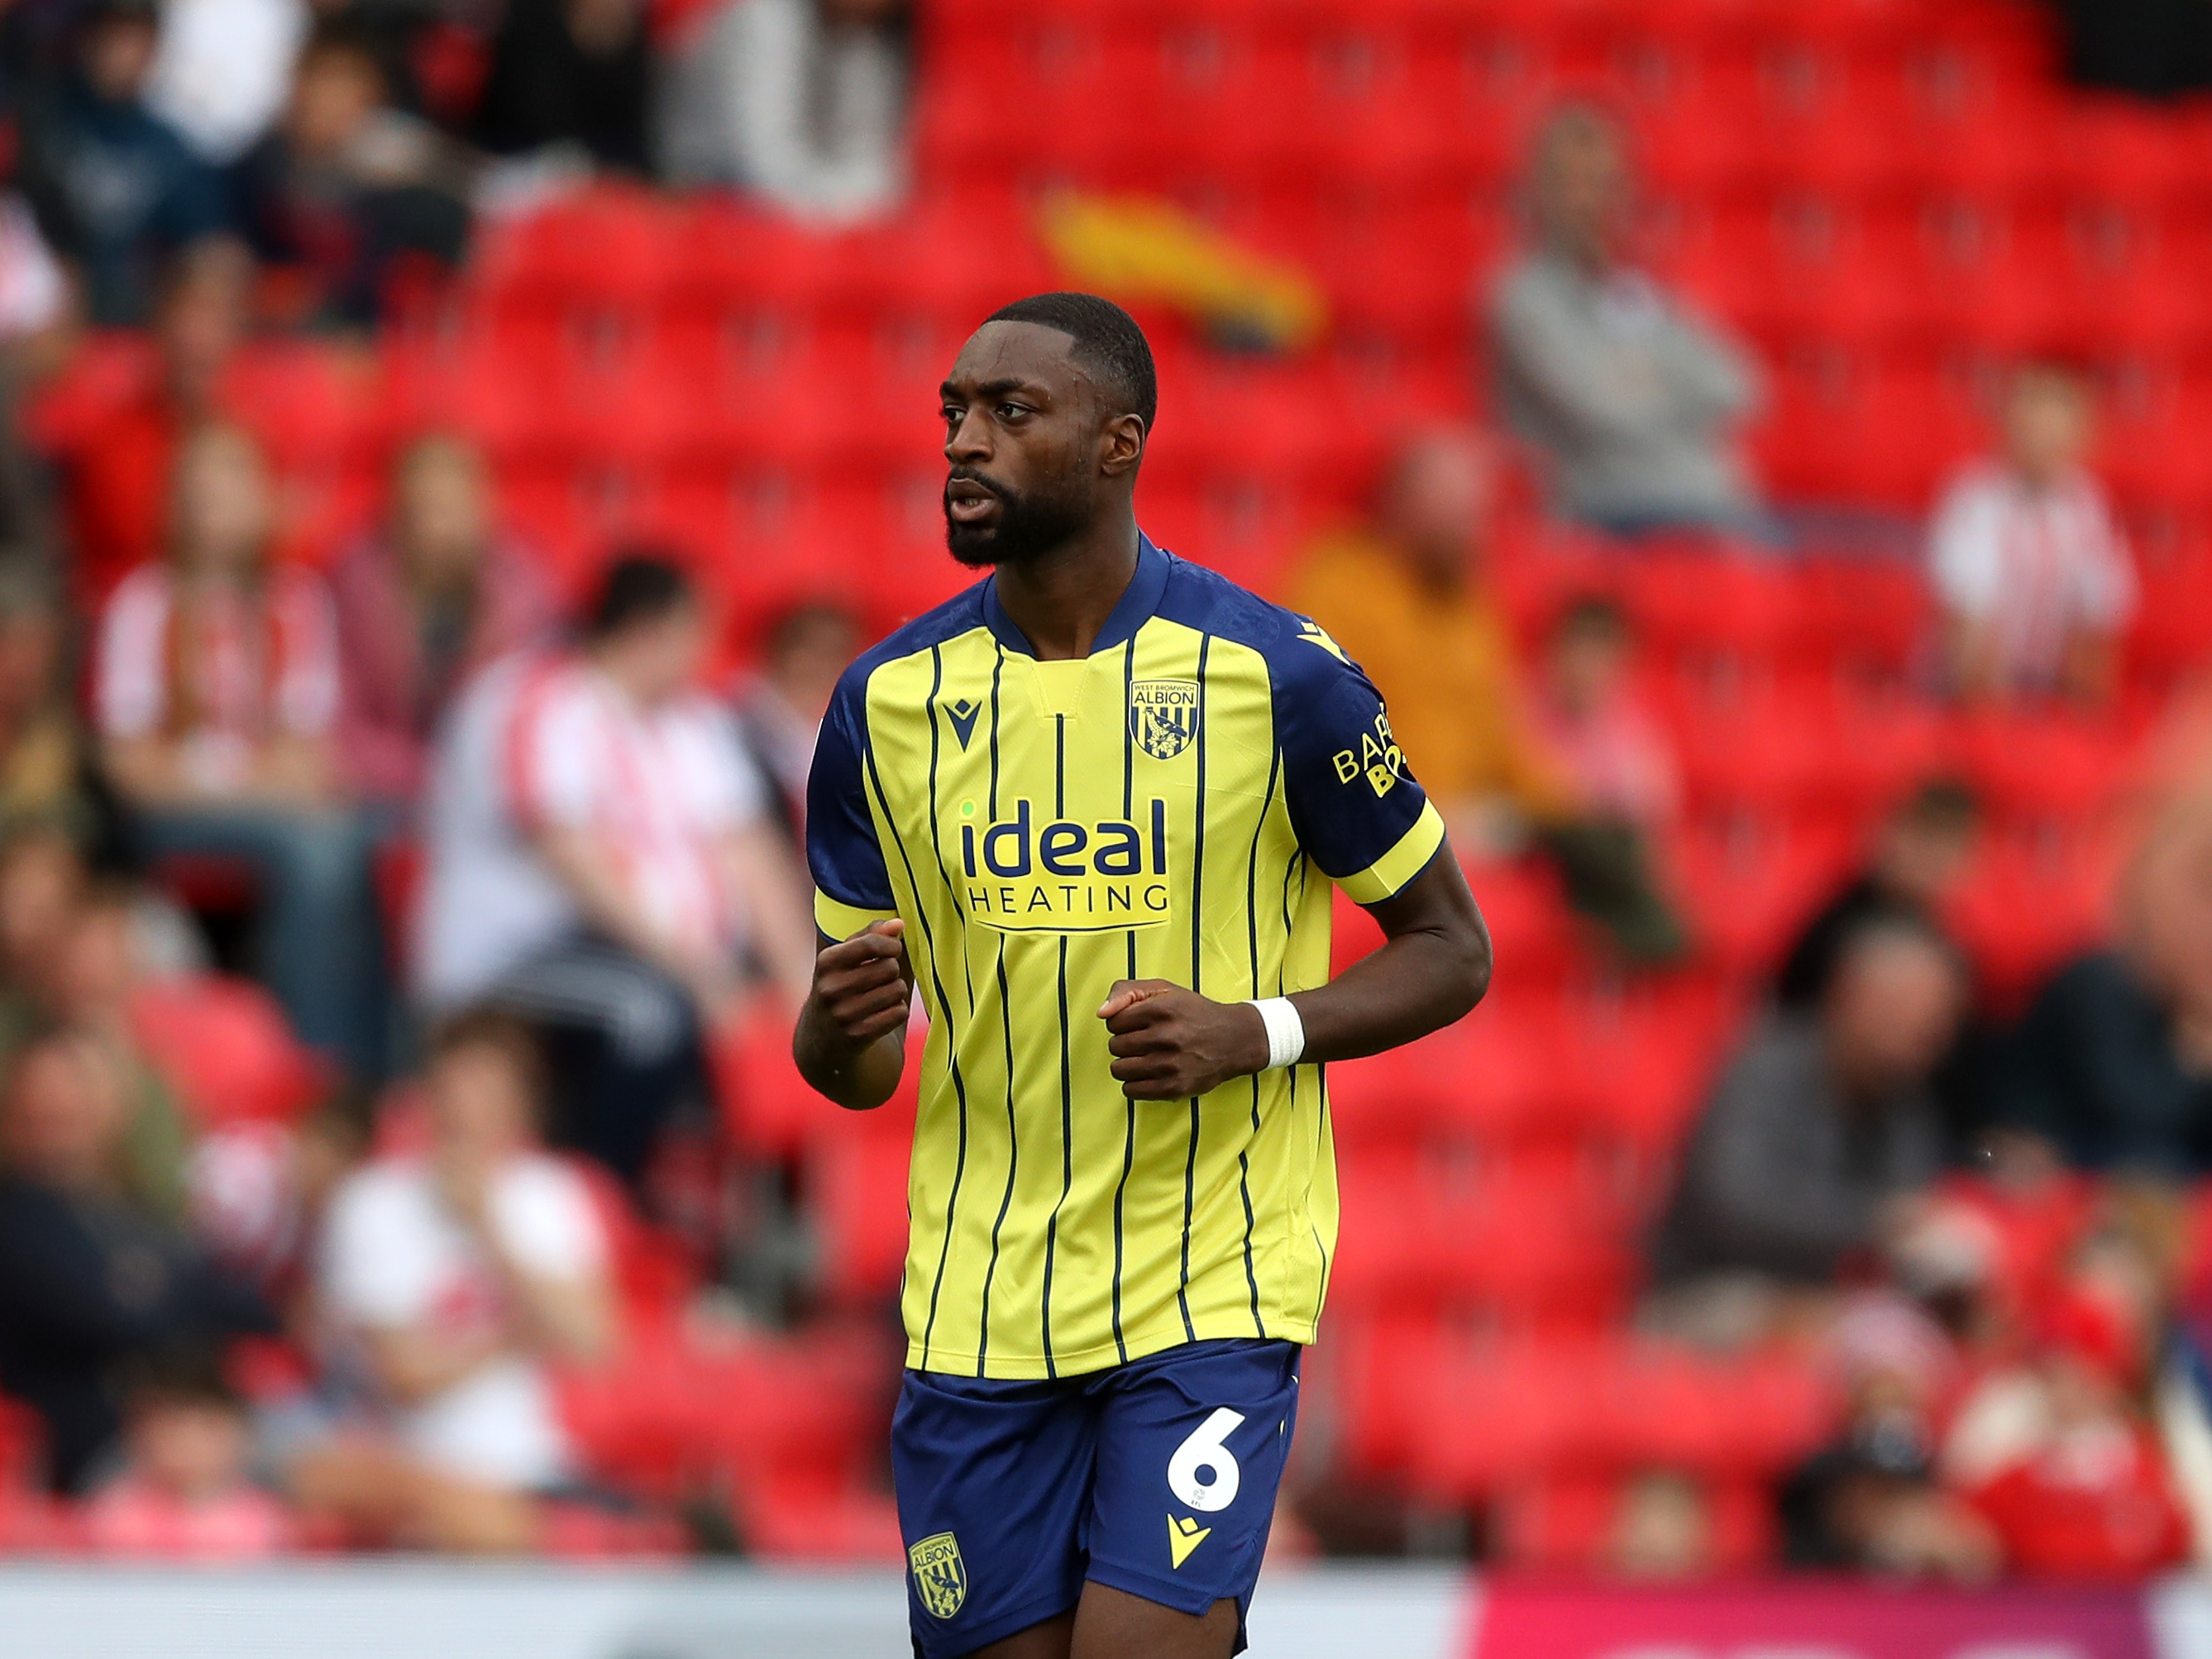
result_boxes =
[129,978,327,1129]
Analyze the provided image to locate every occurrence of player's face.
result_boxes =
[940,322,1100,569]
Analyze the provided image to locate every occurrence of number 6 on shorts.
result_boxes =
[1166,1408,1246,1513]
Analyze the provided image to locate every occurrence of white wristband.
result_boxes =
[1246,997,1306,1070]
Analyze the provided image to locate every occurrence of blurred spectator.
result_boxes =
[0,1029,273,1493]
[146,0,307,165]
[1290,430,1567,836]
[1780,1424,2001,1581]
[0,562,89,837]
[657,0,909,223]
[16,0,230,327]
[230,22,472,332]
[0,822,84,992]
[1291,430,1683,961]
[1933,362,2135,708]
[416,555,813,1187]
[37,878,195,1222]
[1490,103,1765,539]
[1651,916,1963,1341]
[81,1346,294,1558]
[304,1011,610,1549]
[1999,798,2212,1174]
[1777,780,1980,1013]
[28,240,251,603]
[471,0,652,176]
[732,599,859,843]
[1606,1470,1713,1580]
[332,433,556,806]
[92,421,384,1078]
[1527,594,1679,837]
[1943,1220,2188,1575]
[0,841,194,1222]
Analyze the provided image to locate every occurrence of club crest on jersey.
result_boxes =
[909,1532,967,1619]
[1130,679,1201,760]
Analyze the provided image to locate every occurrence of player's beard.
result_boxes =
[944,468,1091,569]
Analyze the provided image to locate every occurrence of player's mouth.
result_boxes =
[945,477,1003,526]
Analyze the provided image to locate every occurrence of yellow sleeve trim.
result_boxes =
[815,890,899,940]
[1334,801,1446,907]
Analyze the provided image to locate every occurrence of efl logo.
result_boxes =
[958,799,1173,932]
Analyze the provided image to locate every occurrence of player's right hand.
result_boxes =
[807,919,912,1045]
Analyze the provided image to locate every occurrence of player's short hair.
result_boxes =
[585,551,695,641]
[984,293,1158,433]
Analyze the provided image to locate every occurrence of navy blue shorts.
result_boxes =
[891,1339,1301,1659]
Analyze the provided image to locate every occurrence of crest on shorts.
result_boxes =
[1129,679,1201,761]
[909,1531,967,1619]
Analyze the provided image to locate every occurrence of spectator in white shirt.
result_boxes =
[1931,361,2137,707]
[415,554,814,1188]
[92,421,385,1079]
[657,0,909,224]
[303,1010,613,1551]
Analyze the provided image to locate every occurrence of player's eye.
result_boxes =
[997,402,1030,421]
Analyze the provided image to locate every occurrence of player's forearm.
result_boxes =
[793,997,907,1109]
[1292,853,1491,1064]
[1290,916,1491,1064]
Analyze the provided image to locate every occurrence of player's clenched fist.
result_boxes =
[810,920,913,1045]
[1096,978,1271,1101]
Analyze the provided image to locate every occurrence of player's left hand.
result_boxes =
[1097,979,1271,1100]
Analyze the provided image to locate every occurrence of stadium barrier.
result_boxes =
[2,1565,2207,1658]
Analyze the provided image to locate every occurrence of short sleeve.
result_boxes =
[1273,614,1445,906]
[805,663,897,939]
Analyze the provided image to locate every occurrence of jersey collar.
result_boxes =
[980,533,1168,660]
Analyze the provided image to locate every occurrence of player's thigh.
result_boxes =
[1081,1339,1301,1655]
[1071,1583,1240,1659]
[893,1369,1097,1659]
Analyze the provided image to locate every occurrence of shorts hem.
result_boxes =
[1084,1556,1238,1621]
[910,1585,1080,1659]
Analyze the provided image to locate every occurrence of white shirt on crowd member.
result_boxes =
[147,0,309,164]
[93,562,342,796]
[319,1151,606,1490]
[657,0,907,224]
[414,648,767,1008]
[1928,460,2138,695]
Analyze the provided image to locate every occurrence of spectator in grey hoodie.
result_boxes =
[1489,103,1765,540]
[1649,915,1962,1347]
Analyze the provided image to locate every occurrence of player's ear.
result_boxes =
[1099,412,1144,479]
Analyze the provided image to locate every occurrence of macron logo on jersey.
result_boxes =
[956,798,1173,932]
[943,697,982,752]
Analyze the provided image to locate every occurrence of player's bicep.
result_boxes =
[1273,620,1445,907]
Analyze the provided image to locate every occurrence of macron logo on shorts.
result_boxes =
[1168,1513,1211,1569]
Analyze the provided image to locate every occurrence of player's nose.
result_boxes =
[944,404,992,463]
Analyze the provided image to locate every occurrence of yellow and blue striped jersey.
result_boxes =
[807,538,1444,1379]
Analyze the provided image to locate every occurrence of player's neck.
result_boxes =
[991,518,1141,662]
